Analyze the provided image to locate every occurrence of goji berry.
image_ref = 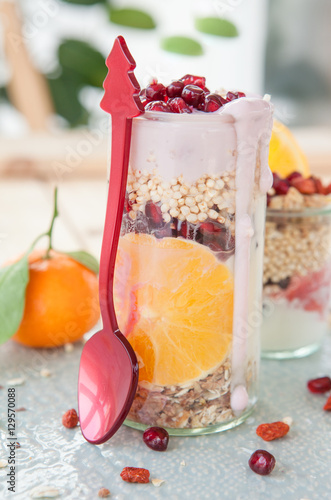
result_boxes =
[323,395,331,411]
[62,408,79,428]
[256,421,289,441]
[120,467,150,484]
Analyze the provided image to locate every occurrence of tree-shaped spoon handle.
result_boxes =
[99,36,144,332]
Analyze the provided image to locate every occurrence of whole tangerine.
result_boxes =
[13,250,100,348]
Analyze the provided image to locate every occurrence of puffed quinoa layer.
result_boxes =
[126,167,236,231]
[264,192,331,285]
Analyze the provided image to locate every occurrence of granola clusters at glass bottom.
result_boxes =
[114,168,243,429]
[262,173,331,354]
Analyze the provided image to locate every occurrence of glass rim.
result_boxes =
[267,202,331,218]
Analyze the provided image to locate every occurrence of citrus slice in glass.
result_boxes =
[114,233,233,386]
[269,120,310,178]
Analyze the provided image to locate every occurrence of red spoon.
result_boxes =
[78,36,144,444]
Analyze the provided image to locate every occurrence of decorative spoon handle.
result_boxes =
[99,36,144,332]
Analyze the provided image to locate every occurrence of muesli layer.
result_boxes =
[128,357,234,429]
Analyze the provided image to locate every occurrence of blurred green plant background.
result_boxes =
[0,0,239,128]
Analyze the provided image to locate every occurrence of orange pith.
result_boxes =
[114,234,233,386]
[268,120,310,178]
[13,250,100,348]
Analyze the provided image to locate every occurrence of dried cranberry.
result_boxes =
[312,177,326,194]
[204,93,223,112]
[248,450,276,476]
[145,101,170,113]
[62,409,79,428]
[120,467,150,484]
[145,83,166,101]
[168,97,192,114]
[179,74,206,89]
[143,426,169,452]
[307,376,331,394]
[181,85,204,108]
[167,81,185,98]
[145,201,164,228]
[291,176,316,194]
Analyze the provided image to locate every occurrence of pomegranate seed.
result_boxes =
[307,376,331,394]
[168,97,192,114]
[145,101,170,113]
[154,224,172,239]
[248,450,276,476]
[182,85,204,108]
[143,426,169,451]
[178,220,195,240]
[237,91,246,98]
[145,83,166,101]
[273,179,290,195]
[140,97,151,107]
[179,74,206,89]
[124,194,133,213]
[204,93,223,112]
[197,93,206,111]
[167,81,185,98]
[226,91,238,102]
[199,221,223,235]
[286,171,302,183]
[145,201,164,228]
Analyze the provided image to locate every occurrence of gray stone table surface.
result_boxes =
[0,333,331,500]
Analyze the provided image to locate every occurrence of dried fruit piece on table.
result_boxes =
[323,395,331,411]
[143,426,169,451]
[307,376,331,394]
[120,467,150,483]
[256,421,290,441]
[98,488,111,497]
[248,450,276,476]
[62,409,79,428]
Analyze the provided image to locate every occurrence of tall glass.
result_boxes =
[262,205,331,358]
[113,98,273,435]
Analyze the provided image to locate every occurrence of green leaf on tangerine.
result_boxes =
[0,255,29,344]
[161,36,203,56]
[110,8,156,30]
[195,17,239,38]
[65,251,99,274]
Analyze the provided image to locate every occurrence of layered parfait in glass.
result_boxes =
[262,172,331,358]
[113,75,273,434]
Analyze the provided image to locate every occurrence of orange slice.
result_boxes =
[114,234,233,386]
[269,120,310,178]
